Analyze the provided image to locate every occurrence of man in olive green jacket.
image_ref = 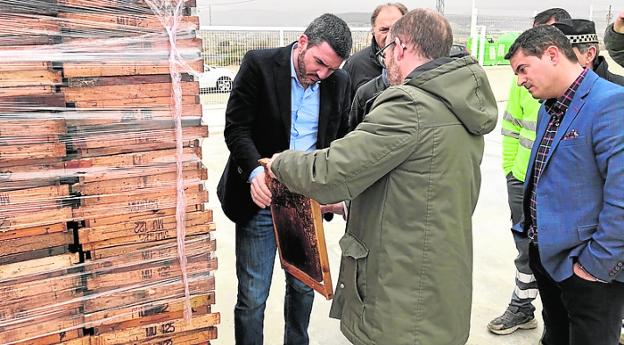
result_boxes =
[605,9,624,67]
[266,9,497,345]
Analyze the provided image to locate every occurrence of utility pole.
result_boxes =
[208,3,212,26]
[436,0,445,15]
[607,5,613,25]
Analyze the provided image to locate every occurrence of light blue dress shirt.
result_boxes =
[249,45,321,182]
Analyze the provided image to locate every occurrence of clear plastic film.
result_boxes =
[0,0,217,344]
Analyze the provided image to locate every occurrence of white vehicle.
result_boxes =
[199,65,235,93]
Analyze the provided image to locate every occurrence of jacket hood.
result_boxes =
[404,55,498,135]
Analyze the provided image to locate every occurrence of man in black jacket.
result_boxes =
[553,19,624,86]
[216,13,352,345]
[342,3,406,99]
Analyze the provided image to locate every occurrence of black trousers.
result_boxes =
[529,242,624,345]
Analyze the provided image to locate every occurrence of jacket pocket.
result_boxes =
[339,232,369,303]
[577,224,597,241]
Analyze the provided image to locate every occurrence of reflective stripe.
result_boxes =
[519,120,537,131]
[502,128,520,139]
[516,271,536,284]
[503,111,522,127]
[502,111,536,131]
[514,286,539,299]
[520,137,534,150]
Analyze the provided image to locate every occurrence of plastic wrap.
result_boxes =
[0,1,217,344]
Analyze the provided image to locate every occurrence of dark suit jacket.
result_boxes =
[217,43,351,224]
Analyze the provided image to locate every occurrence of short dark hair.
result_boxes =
[505,25,577,62]
[533,8,571,26]
[390,9,453,60]
[304,13,353,60]
[370,3,408,26]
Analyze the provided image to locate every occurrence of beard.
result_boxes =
[386,55,402,86]
[297,48,317,87]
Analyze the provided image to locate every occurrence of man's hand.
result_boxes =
[320,203,345,215]
[573,262,599,282]
[615,10,624,34]
[320,202,348,221]
[265,153,280,179]
[250,171,272,208]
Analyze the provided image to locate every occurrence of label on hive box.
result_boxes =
[128,199,160,212]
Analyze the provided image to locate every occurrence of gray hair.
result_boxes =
[390,9,453,60]
[304,13,353,60]
[370,3,408,26]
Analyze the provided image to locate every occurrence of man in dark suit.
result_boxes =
[506,25,624,345]
[216,13,352,345]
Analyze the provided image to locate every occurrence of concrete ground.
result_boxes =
[202,57,624,345]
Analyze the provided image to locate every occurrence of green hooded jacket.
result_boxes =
[271,55,498,345]
[605,23,624,67]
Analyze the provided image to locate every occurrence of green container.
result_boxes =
[467,32,521,66]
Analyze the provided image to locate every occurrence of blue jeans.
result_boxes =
[235,209,314,345]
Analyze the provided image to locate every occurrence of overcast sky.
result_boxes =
[200,0,619,26]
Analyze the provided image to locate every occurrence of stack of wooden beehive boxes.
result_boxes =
[0,1,219,344]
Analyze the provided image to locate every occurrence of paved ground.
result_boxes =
[202,57,624,345]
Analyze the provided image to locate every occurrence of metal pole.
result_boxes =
[470,6,478,56]
[478,25,486,66]
[208,3,212,26]
[589,5,594,21]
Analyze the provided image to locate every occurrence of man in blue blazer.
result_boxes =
[506,25,624,345]
[217,14,352,345]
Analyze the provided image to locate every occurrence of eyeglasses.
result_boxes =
[375,41,396,69]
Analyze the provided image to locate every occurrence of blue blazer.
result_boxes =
[517,70,624,283]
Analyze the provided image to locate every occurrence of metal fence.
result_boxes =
[199,26,371,66]
[198,6,619,106]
